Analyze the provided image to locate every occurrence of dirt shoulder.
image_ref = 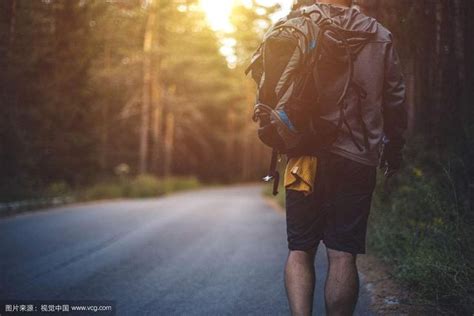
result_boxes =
[358,254,440,315]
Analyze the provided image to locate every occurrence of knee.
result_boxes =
[288,248,317,264]
[327,248,357,266]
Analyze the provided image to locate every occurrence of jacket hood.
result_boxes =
[319,4,378,33]
[305,4,378,56]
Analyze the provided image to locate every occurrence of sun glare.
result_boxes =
[199,0,292,32]
[199,0,234,32]
[199,0,292,66]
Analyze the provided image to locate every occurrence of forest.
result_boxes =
[1,0,473,313]
[0,0,278,201]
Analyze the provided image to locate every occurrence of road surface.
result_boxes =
[0,186,372,315]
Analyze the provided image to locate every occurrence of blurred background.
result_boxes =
[0,0,284,201]
[0,0,473,313]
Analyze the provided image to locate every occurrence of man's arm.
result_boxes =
[380,38,408,175]
[383,39,408,142]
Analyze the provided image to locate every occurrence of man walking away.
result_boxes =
[283,0,407,315]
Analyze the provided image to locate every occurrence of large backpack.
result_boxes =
[246,4,369,195]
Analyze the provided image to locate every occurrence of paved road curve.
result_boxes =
[1,186,372,315]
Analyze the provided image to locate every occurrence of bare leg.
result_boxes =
[284,248,317,316]
[325,248,359,316]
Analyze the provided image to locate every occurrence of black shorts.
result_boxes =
[285,152,377,254]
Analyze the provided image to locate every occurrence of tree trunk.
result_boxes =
[151,99,162,173]
[100,37,111,172]
[226,107,237,179]
[404,58,416,134]
[453,0,465,84]
[139,0,157,174]
[151,41,163,174]
[9,0,16,48]
[433,0,443,145]
[163,111,175,177]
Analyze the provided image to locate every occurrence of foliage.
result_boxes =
[158,176,201,194]
[369,137,474,314]
[128,175,161,198]
[81,181,126,201]
[45,181,71,198]
[81,175,201,200]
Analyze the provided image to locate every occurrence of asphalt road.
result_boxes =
[0,185,372,315]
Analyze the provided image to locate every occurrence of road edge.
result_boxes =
[263,196,285,215]
[357,254,439,315]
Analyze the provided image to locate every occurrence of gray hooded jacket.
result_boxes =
[307,4,408,166]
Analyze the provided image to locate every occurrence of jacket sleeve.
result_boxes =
[382,39,408,142]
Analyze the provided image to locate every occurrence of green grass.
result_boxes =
[80,182,126,201]
[0,175,202,217]
[80,175,201,200]
[368,140,474,314]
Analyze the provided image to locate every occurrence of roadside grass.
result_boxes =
[263,181,285,208]
[368,139,474,314]
[81,175,201,200]
[0,175,201,217]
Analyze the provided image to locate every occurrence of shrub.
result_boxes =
[128,175,161,198]
[127,175,201,198]
[368,139,474,313]
[160,177,201,194]
[81,182,125,201]
[45,181,71,197]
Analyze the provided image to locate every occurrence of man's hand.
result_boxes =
[379,137,405,178]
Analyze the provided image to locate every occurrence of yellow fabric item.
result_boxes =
[284,156,318,196]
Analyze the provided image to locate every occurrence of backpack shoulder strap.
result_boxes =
[245,16,291,79]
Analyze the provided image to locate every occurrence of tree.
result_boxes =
[139,0,157,174]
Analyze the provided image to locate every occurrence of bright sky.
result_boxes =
[199,0,293,66]
[199,0,292,32]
